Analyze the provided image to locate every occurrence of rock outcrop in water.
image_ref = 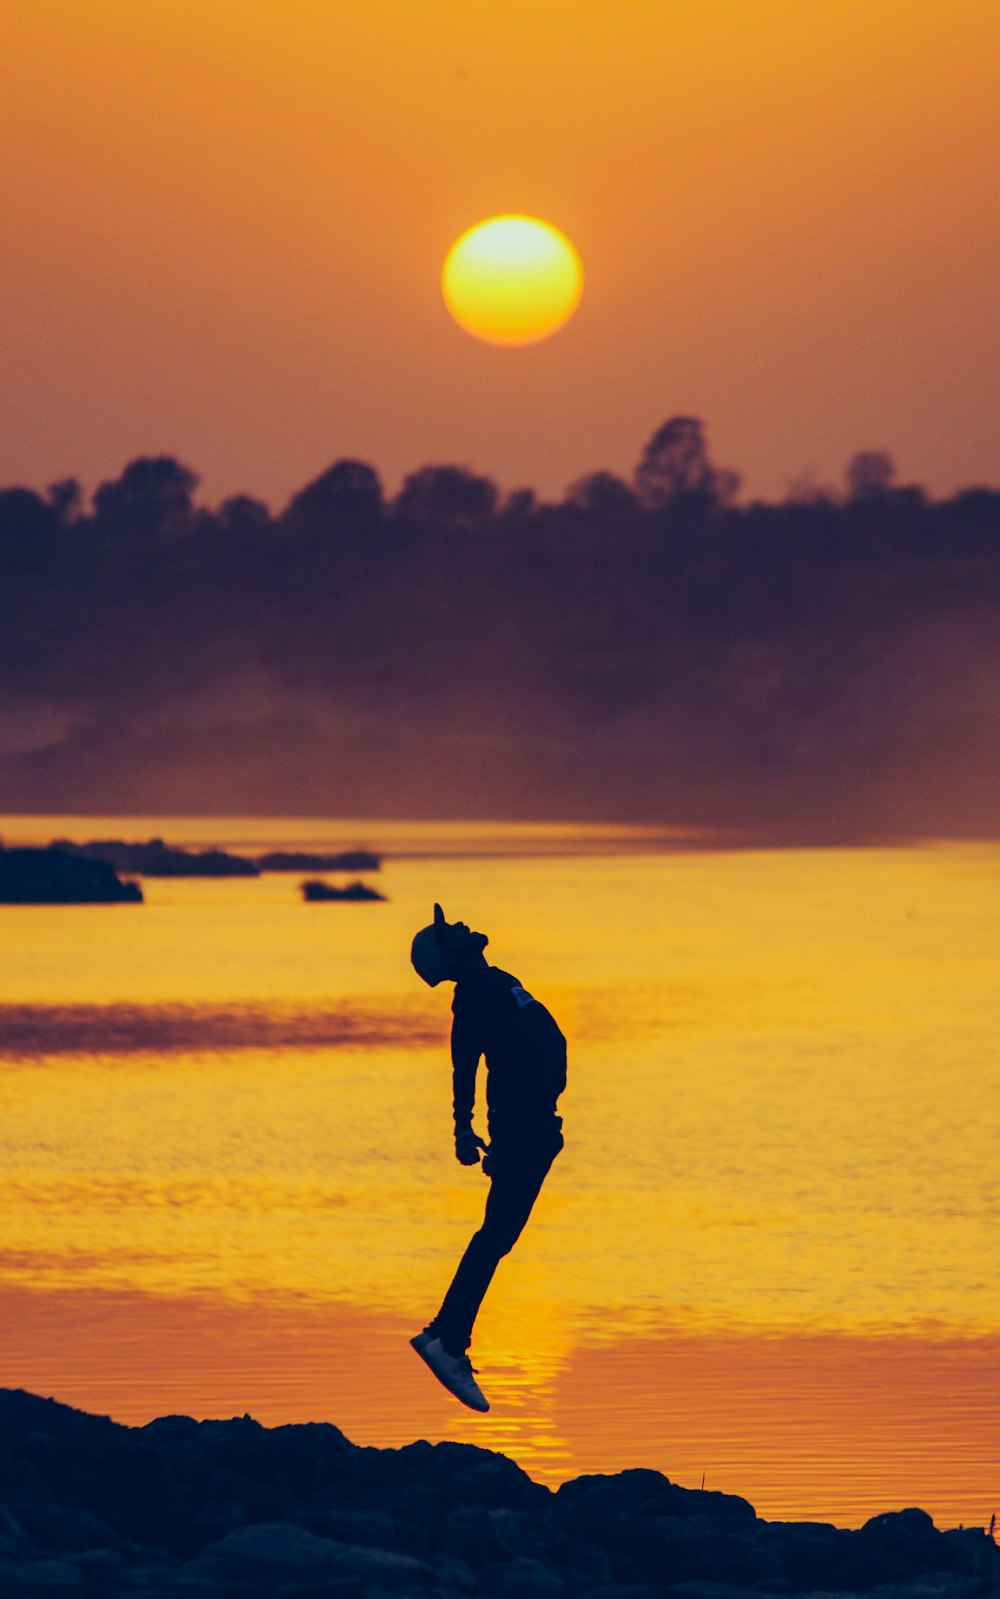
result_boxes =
[1,1390,996,1597]
[300,878,387,902]
[0,847,143,903]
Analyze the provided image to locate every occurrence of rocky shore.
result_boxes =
[1,1391,997,1598]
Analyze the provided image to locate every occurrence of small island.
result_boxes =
[50,838,260,877]
[300,878,386,902]
[44,839,384,878]
[0,846,143,904]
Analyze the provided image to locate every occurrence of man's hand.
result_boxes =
[455,1129,488,1166]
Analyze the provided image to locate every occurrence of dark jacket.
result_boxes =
[451,964,566,1143]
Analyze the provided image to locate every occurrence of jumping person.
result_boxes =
[409,904,566,1412]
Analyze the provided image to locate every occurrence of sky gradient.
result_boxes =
[3,0,999,508]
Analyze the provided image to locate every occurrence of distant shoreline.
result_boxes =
[3,812,1000,861]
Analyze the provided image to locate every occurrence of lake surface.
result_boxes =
[2,815,998,1528]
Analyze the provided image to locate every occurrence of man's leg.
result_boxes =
[429,1135,561,1355]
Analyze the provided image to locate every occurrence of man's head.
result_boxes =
[411,902,489,987]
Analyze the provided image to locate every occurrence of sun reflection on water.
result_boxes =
[2,828,999,1523]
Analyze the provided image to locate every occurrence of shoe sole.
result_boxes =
[409,1335,490,1413]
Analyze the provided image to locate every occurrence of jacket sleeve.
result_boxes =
[450,1008,482,1134]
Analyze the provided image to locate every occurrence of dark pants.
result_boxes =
[430,1127,563,1355]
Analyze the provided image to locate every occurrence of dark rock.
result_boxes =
[942,1525,1000,1576]
[358,1439,549,1519]
[434,1554,478,1594]
[140,1413,199,1436]
[659,1585,779,1599]
[300,878,386,901]
[652,1514,779,1588]
[3,1390,999,1598]
[139,1413,356,1554]
[546,1537,617,1592]
[752,1518,848,1589]
[484,1553,566,1595]
[579,1586,672,1599]
[290,1504,413,1554]
[72,1545,130,1582]
[0,847,142,904]
[582,1586,675,1599]
[441,1506,535,1568]
[0,1506,36,1564]
[555,1469,756,1523]
[836,1506,970,1589]
[547,1471,760,1588]
[0,1391,165,1546]
[188,1522,446,1592]
[14,1502,121,1556]
[184,1521,349,1582]
[5,1559,82,1587]
[331,1541,440,1591]
[133,1585,224,1599]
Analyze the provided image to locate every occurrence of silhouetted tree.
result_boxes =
[216,494,271,534]
[634,416,740,511]
[0,488,59,569]
[47,478,84,526]
[565,470,637,516]
[784,469,839,507]
[500,488,538,521]
[92,456,199,538]
[283,459,383,533]
[392,465,498,525]
[950,487,1000,519]
[846,450,895,501]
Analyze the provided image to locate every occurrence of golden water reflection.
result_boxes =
[5,1283,998,1529]
[2,829,999,1525]
[5,1032,997,1333]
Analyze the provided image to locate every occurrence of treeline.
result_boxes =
[1,417,998,834]
[5,413,998,543]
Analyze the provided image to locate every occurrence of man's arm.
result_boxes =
[451,1011,486,1163]
[451,1010,481,1131]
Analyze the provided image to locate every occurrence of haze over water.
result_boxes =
[2,817,998,1529]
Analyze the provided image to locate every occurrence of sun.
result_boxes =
[442,216,583,347]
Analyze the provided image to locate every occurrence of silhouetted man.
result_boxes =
[409,904,566,1412]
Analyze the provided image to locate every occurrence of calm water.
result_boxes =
[2,816,998,1528]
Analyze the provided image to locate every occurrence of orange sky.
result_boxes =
[2,0,998,506]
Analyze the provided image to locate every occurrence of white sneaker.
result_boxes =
[410,1332,490,1412]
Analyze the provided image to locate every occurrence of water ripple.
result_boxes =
[0,1001,445,1058]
